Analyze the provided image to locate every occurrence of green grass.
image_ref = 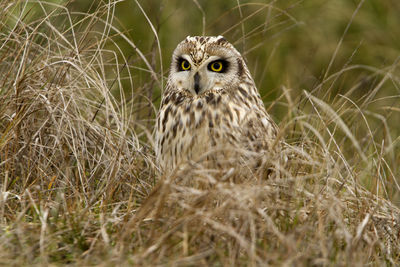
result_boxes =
[0,0,399,265]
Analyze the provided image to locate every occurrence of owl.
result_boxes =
[155,36,278,174]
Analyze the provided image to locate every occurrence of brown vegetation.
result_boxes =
[0,0,399,265]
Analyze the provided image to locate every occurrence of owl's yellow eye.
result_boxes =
[210,61,223,72]
[181,60,191,71]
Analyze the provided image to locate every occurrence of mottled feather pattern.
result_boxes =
[156,36,277,173]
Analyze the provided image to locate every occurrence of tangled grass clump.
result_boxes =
[0,0,399,265]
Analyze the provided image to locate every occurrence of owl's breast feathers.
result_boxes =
[155,83,277,172]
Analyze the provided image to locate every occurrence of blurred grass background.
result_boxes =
[7,0,400,118]
[67,0,400,152]
[69,0,400,114]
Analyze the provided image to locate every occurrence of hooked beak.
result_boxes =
[194,72,201,94]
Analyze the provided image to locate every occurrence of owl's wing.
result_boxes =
[237,106,278,154]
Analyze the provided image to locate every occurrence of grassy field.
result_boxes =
[0,0,399,265]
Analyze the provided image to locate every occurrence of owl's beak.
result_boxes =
[194,72,201,94]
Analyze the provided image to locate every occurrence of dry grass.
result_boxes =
[0,0,399,265]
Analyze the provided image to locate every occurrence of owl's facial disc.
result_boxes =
[173,55,233,95]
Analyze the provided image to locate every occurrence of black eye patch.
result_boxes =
[177,57,191,71]
[207,59,229,73]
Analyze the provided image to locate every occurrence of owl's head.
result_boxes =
[168,36,248,96]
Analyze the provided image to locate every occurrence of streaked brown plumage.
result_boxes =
[155,36,277,173]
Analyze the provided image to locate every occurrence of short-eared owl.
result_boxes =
[156,36,277,173]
